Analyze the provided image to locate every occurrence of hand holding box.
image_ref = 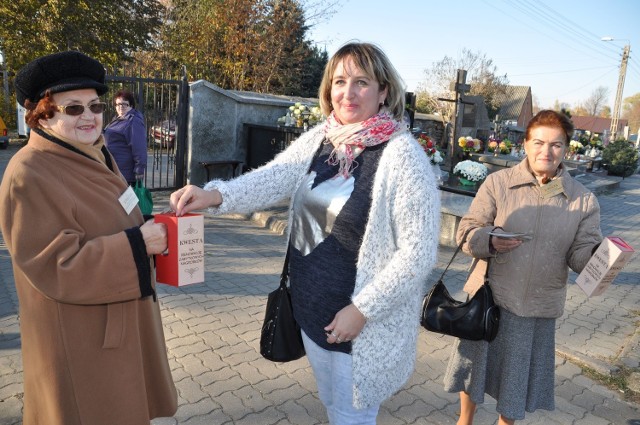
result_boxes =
[576,236,634,297]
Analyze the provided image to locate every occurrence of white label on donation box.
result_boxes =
[575,236,634,297]
[155,213,205,286]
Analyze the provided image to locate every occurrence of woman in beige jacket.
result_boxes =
[443,110,602,425]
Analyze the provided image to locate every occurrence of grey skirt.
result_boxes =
[443,308,556,420]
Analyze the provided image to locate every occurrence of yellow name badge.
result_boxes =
[539,179,563,199]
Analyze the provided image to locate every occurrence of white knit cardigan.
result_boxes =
[204,125,441,408]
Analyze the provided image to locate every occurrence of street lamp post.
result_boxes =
[602,37,631,142]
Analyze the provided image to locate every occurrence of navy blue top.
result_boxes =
[104,109,147,183]
[289,141,387,354]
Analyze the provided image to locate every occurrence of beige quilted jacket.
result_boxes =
[456,159,602,318]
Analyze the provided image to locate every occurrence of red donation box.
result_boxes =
[155,213,205,286]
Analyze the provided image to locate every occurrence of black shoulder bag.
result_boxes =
[420,232,500,342]
[260,245,306,362]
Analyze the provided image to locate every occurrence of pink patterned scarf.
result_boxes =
[323,108,402,177]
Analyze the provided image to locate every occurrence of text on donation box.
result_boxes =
[155,213,205,286]
[576,236,634,297]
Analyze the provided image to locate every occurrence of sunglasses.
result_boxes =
[115,102,130,108]
[55,102,107,116]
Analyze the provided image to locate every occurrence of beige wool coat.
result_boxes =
[0,129,177,425]
[456,159,602,318]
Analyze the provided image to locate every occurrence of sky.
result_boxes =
[307,0,640,111]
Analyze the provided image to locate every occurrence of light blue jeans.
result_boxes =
[301,330,379,425]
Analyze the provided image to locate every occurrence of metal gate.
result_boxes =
[105,67,188,191]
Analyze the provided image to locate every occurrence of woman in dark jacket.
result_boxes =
[104,89,148,185]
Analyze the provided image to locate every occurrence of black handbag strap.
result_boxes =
[277,156,315,290]
[279,242,291,289]
[439,227,491,282]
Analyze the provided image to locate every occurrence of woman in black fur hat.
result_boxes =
[1,51,177,425]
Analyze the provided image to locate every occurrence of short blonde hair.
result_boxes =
[318,42,406,121]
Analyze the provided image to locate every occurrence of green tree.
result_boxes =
[622,92,640,133]
[250,0,310,94]
[162,0,328,96]
[292,44,329,98]
[414,92,445,118]
[602,139,638,177]
[0,0,164,71]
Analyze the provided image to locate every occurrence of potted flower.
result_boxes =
[453,160,488,186]
[585,137,603,159]
[458,136,482,154]
[499,139,513,154]
[277,103,325,129]
[487,137,501,154]
[589,136,603,150]
[568,140,586,159]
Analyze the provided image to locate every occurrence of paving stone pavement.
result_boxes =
[0,140,639,424]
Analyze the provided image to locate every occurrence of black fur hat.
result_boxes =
[15,51,109,108]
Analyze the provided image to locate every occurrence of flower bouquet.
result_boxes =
[587,137,603,158]
[569,140,585,153]
[458,136,482,153]
[487,137,500,153]
[567,140,586,159]
[277,103,324,128]
[417,133,444,165]
[453,160,488,185]
[589,137,603,150]
[499,139,513,154]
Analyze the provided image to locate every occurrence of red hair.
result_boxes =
[525,110,574,145]
[25,91,57,129]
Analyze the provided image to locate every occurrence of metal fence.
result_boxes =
[105,66,189,191]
